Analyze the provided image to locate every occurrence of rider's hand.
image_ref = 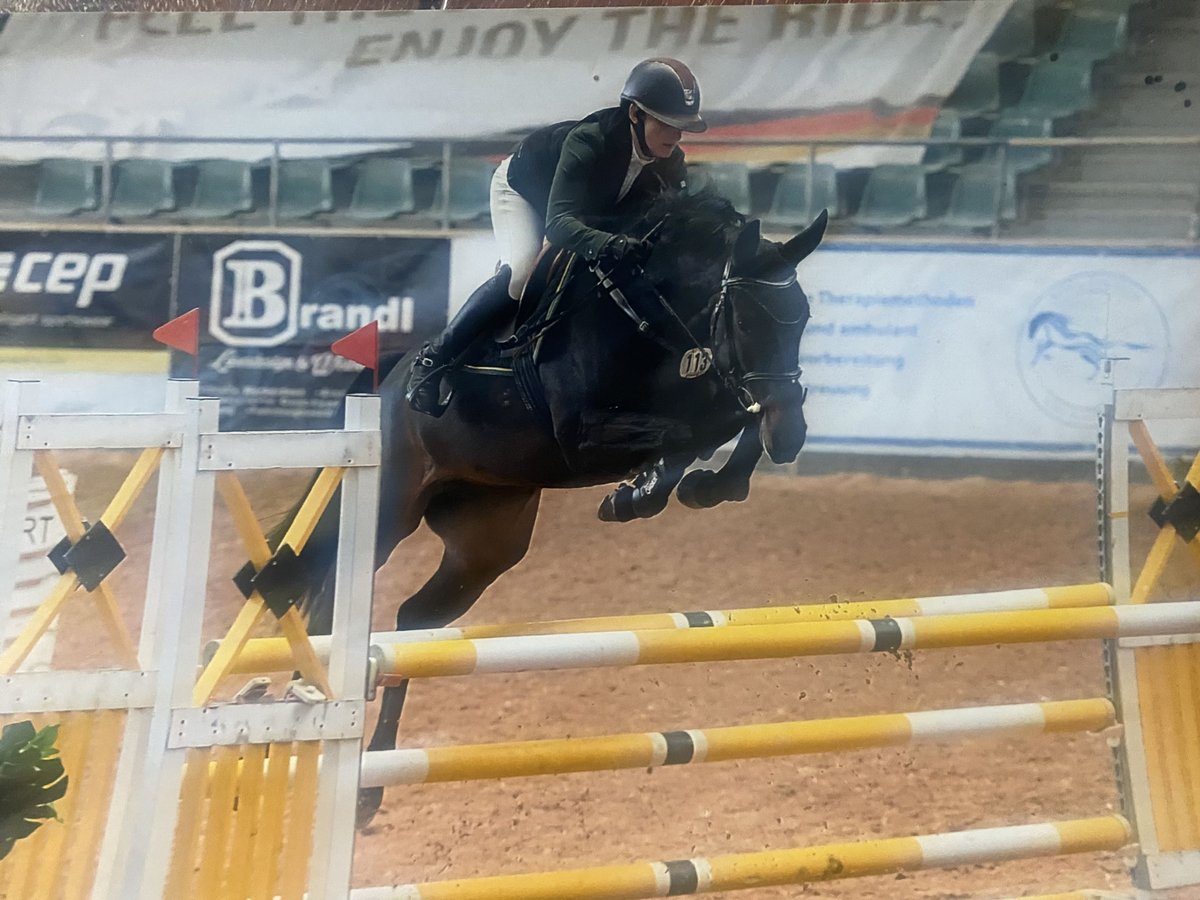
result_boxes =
[601,235,653,267]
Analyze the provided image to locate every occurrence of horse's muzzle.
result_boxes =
[759,387,808,464]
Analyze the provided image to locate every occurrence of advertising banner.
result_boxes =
[0,230,172,349]
[0,4,1008,165]
[175,232,450,430]
[797,243,1200,457]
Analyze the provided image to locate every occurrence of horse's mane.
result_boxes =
[633,188,745,303]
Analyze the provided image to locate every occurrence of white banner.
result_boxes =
[797,244,1200,457]
[0,4,1008,162]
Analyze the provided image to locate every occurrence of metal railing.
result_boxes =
[2,132,1199,239]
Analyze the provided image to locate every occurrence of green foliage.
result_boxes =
[0,721,68,861]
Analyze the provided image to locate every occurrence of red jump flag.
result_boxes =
[153,308,200,356]
[153,308,200,380]
[331,320,380,392]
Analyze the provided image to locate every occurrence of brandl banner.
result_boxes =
[174,232,450,430]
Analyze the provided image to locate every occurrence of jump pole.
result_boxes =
[349,816,1132,900]
[359,698,1115,787]
[224,582,1114,675]
[374,601,1200,682]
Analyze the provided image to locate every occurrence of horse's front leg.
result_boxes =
[677,420,763,510]
[597,451,693,522]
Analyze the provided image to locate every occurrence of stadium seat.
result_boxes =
[939,163,1018,229]
[188,159,254,218]
[922,111,965,172]
[110,159,176,218]
[348,157,416,220]
[853,165,927,228]
[432,156,494,224]
[35,158,99,215]
[1054,12,1128,62]
[1016,56,1095,119]
[981,1,1036,60]
[0,162,37,211]
[946,52,1001,117]
[989,113,1056,174]
[766,163,839,227]
[687,163,752,213]
[277,158,334,218]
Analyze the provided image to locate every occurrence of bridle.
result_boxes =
[589,221,809,416]
[707,259,806,414]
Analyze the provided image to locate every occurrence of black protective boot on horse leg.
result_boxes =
[597,452,692,522]
[406,266,514,417]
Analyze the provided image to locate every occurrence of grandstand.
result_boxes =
[1,0,1197,241]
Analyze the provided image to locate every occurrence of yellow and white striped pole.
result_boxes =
[360,698,1115,787]
[375,601,1200,683]
[350,816,1132,900]
[221,583,1113,675]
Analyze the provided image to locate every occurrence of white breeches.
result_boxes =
[490,155,545,300]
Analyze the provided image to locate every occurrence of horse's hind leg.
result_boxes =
[359,483,541,825]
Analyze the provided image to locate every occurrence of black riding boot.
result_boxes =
[406,267,513,416]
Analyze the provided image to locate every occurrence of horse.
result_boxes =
[275,190,827,823]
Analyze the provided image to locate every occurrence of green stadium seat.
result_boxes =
[110,159,176,218]
[188,159,254,219]
[940,163,1018,229]
[348,157,416,220]
[1016,56,1095,119]
[989,114,1056,174]
[946,52,1001,117]
[687,163,752,213]
[766,163,839,227]
[1054,13,1128,62]
[982,1,1035,60]
[0,163,38,211]
[853,165,927,228]
[922,111,964,172]
[35,158,99,215]
[278,158,334,218]
[432,157,494,224]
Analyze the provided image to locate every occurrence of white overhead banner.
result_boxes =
[0,4,1008,161]
[796,244,1200,458]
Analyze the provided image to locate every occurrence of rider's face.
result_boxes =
[630,107,682,159]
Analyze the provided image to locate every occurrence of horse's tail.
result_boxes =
[261,475,343,636]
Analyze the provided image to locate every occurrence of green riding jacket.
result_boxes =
[505,106,688,262]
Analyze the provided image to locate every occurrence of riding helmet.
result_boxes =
[620,58,707,133]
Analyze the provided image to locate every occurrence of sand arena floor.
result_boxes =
[55,455,1198,899]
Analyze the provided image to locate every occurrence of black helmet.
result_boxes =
[620,58,706,133]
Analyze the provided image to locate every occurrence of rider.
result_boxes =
[406,57,707,415]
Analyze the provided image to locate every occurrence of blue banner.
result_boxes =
[174,232,450,430]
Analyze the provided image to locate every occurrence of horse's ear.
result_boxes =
[731,219,762,269]
[779,209,828,266]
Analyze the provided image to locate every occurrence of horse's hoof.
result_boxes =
[356,786,384,828]
[677,470,715,508]
[598,484,637,522]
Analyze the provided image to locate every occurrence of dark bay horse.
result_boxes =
[283,192,827,822]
